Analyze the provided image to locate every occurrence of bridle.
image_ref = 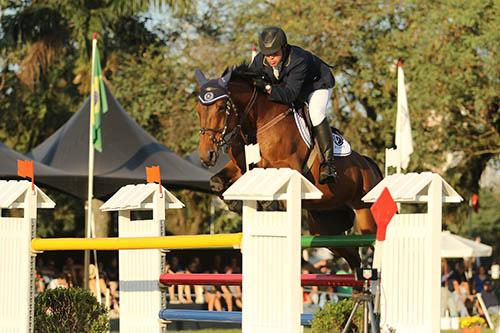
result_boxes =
[199,84,258,152]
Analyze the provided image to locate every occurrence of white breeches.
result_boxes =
[308,88,332,126]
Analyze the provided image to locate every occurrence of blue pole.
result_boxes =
[159,309,314,326]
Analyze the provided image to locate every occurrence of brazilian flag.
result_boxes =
[91,42,108,152]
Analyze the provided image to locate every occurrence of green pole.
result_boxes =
[301,234,375,248]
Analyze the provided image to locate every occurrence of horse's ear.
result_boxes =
[195,69,208,86]
[218,70,232,88]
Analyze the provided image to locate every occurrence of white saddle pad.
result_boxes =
[293,110,352,156]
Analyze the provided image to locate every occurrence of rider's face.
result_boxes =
[265,50,283,67]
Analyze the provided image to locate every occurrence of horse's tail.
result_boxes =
[362,155,384,181]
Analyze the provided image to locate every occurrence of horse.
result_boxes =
[194,63,383,269]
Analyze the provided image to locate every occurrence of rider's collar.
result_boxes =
[198,80,228,105]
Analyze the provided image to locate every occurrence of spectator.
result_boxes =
[62,257,82,286]
[163,262,179,304]
[441,259,454,316]
[168,256,191,304]
[205,279,223,311]
[319,286,338,308]
[35,272,45,295]
[64,272,74,288]
[88,264,108,301]
[448,261,472,317]
[212,254,224,274]
[476,281,499,316]
[39,259,57,281]
[47,273,69,289]
[221,266,235,311]
[335,262,352,299]
[104,257,119,300]
[472,265,492,294]
[230,256,241,274]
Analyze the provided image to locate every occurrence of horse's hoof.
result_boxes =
[209,175,225,194]
[226,200,242,214]
[259,200,280,211]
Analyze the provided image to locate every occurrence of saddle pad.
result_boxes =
[293,110,352,156]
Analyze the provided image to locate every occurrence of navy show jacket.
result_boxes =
[250,45,335,106]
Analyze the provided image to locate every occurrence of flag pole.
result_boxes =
[85,33,102,303]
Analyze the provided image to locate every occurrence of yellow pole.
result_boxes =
[32,233,242,251]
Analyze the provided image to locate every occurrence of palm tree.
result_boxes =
[1,0,192,91]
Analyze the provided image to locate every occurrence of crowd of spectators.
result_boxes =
[36,250,499,323]
[163,249,357,314]
[441,258,499,320]
[35,256,120,318]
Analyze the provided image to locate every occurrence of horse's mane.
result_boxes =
[223,62,268,84]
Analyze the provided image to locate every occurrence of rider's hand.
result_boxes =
[253,77,270,92]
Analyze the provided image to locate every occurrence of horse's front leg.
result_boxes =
[210,159,244,213]
[209,159,242,195]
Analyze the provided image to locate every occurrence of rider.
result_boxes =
[250,26,337,184]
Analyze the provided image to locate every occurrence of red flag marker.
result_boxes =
[17,160,34,190]
[370,187,398,241]
[146,166,162,193]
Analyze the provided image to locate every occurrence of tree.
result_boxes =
[220,0,499,224]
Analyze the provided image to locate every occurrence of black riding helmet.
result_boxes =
[258,26,288,55]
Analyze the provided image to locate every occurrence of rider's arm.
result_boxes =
[268,59,307,106]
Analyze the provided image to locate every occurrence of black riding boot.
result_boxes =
[313,119,337,184]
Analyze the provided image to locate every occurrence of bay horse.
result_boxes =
[194,64,382,269]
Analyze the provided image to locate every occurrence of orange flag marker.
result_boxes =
[146,165,162,193]
[17,160,34,190]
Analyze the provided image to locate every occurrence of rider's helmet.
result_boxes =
[258,26,288,55]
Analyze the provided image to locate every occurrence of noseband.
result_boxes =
[199,85,258,152]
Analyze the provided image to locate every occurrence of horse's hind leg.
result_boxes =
[307,209,361,271]
[354,207,376,234]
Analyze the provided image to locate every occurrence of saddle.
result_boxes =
[293,103,351,174]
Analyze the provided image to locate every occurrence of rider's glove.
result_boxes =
[253,77,270,92]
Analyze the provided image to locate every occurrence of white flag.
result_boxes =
[395,65,413,169]
[251,45,257,63]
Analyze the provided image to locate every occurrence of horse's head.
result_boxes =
[194,69,240,167]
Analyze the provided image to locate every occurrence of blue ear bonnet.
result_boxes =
[195,69,232,105]
[198,80,228,105]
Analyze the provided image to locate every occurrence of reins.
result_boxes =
[199,81,294,150]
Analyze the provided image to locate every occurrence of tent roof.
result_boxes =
[0,142,74,194]
[441,231,492,258]
[29,86,212,199]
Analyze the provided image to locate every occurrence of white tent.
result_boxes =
[441,231,492,258]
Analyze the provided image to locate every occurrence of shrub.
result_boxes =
[34,287,109,333]
[311,299,363,333]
